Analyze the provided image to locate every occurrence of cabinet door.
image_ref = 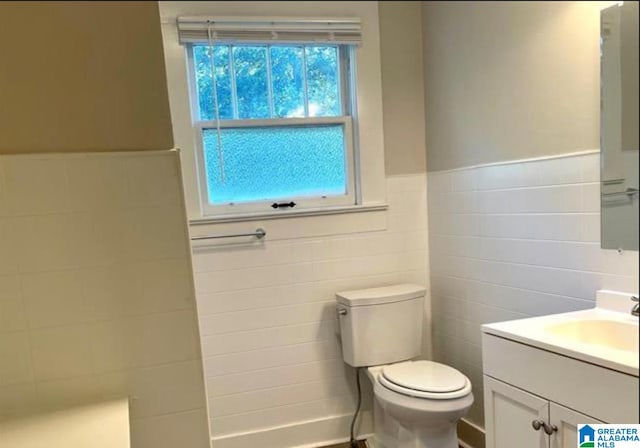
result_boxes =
[550,402,604,448]
[484,376,549,448]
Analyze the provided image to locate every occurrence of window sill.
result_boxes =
[189,203,388,226]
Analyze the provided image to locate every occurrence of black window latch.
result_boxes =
[271,201,296,209]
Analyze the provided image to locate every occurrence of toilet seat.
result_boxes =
[378,360,472,400]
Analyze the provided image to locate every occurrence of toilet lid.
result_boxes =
[381,361,468,394]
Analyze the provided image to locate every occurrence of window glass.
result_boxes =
[193,45,233,120]
[270,46,305,118]
[191,43,353,212]
[202,125,347,204]
[233,46,270,119]
[305,46,341,117]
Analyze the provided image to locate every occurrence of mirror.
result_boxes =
[600,1,639,251]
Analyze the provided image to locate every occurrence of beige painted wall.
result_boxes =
[379,1,427,175]
[422,1,603,171]
[0,2,173,154]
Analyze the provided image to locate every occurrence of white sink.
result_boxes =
[545,319,639,353]
[482,290,639,376]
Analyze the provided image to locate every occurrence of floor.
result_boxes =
[323,443,367,448]
[322,442,463,448]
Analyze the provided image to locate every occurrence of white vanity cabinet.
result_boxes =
[482,332,639,448]
[549,402,603,448]
[484,376,602,448]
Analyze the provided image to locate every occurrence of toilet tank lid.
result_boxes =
[336,284,425,307]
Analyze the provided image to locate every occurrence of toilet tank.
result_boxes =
[336,284,425,367]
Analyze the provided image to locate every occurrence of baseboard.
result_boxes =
[211,411,374,448]
[458,418,485,448]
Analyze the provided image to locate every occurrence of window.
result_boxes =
[187,42,357,216]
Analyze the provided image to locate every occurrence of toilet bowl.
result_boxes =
[336,284,473,448]
[366,363,473,448]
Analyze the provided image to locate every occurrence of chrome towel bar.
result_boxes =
[601,187,639,198]
[191,228,266,241]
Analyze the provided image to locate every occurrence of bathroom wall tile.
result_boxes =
[95,371,128,400]
[195,261,316,294]
[387,173,427,193]
[579,213,601,242]
[13,214,85,273]
[1,157,69,216]
[574,244,639,276]
[21,270,87,329]
[206,359,347,397]
[211,375,350,418]
[345,233,401,258]
[0,383,38,418]
[403,230,430,252]
[388,188,427,214]
[0,331,33,385]
[204,339,339,377]
[386,209,428,233]
[129,206,189,261]
[90,319,130,372]
[0,161,7,217]
[427,171,451,195]
[126,153,182,208]
[479,213,582,241]
[199,301,334,336]
[30,324,93,381]
[534,156,583,186]
[0,218,19,275]
[429,151,638,429]
[127,311,200,368]
[449,168,477,192]
[35,375,105,409]
[477,163,529,190]
[313,271,416,300]
[0,275,26,333]
[580,153,601,182]
[476,190,512,213]
[427,192,448,214]
[309,237,354,260]
[0,151,208,445]
[447,191,477,214]
[130,409,211,448]
[509,185,582,214]
[75,210,136,267]
[581,183,601,213]
[190,173,430,440]
[130,259,194,315]
[579,272,639,299]
[197,283,317,316]
[211,396,356,437]
[66,157,129,211]
[127,361,206,418]
[505,262,584,298]
[80,265,136,321]
[446,213,480,237]
[202,320,335,357]
[194,245,272,274]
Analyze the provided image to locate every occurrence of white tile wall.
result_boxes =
[191,174,430,447]
[0,151,210,448]
[427,151,639,427]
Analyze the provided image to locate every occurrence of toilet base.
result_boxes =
[366,367,473,448]
[368,398,461,448]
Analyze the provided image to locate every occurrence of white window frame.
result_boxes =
[185,43,359,217]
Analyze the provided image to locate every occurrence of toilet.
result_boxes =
[336,284,473,448]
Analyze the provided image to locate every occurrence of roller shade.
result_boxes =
[177,16,362,45]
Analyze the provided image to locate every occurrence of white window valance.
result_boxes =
[176,16,362,45]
